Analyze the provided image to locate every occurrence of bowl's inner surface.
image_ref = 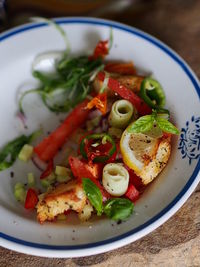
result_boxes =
[0,21,199,246]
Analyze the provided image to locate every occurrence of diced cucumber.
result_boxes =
[41,179,51,188]
[48,172,56,181]
[14,183,26,202]
[18,144,33,162]
[14,182,24,190]
[55,166,72,183]
[41,179,50,188]
[41,172,56,188]
[108,127,122,139]
[27,173,35,187]
[55,166,71,176]
[56,175,71,183]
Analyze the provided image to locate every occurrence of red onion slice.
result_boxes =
[16,112,27,129]
[32,155,47,171]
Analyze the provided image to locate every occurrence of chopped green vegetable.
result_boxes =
[156,117,180,134]
[104,198,134,221]
[56,175,71,183]
[55,166,71,183]
[140,77,166,108]
[20,56,104,114]
[0,131,40,171]
[41,172,56,188]
[15,182,24,190]
[14,183,26,203]
[18,144,33,162]
[128,110,180,135]
[55,166,71,177]
[128,115,154,133]
[27,173,35,188]
[108,28,113,51]
[82,178,103,216]
[41,179,51,188]
[108,127,123,139]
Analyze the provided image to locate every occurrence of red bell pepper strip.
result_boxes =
[104,62,136,75]
[90,40,109,60]
[97,72,152,116]
[34,99,90,162]
[87,92,107,115]
[24,188,38,210]
[69,156,110,201]
[125,184,140,203]
[40,159,54,179]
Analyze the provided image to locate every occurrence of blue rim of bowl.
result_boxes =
[0,17,199,250]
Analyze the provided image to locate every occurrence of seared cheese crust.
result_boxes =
[37,180,86,223]
[138,136,171,185]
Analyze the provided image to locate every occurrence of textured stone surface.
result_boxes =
[0,0,200,266]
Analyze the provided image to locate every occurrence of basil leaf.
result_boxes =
[82,178,103,216]
[0,131,40,171]
[156,118,180,135]
[128,115,154,133]
[104,198,134,221]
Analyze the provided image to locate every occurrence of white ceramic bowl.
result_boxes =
[0,17,199,258]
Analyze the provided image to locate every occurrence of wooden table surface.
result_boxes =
[0,0,200,266]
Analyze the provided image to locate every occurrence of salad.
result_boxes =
[0,19,180,223]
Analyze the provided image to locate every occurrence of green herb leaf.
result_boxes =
[19,56,104,114]
[104,198,134,221]
[0,131,40,171]
[128,115,154,133]
[82,178,103,215]
[156,118,180,135]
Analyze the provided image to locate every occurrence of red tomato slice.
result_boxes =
[24,188,38,210]
[97,72,152,116]
[69,156,102,180]
[125,184,140,203]
[69,156,110,201]
[34,99,90,162]
[126,167,145,192]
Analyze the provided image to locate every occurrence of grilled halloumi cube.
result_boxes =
[37,180,87,223]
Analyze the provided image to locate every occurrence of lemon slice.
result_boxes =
[120,123,171,184]
[120,130,159,173]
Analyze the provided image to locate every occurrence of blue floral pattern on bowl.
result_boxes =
[178,116,200,164]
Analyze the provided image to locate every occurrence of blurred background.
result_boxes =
[0,0,200,75]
